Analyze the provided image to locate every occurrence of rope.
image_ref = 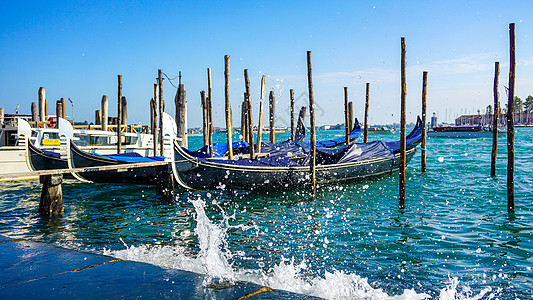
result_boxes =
[162,72,179,89]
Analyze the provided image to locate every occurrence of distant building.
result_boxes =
[455,113,533,126]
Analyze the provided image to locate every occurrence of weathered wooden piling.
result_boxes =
[31,102,38,122]
[95,110,102,126]
[201,91,208,146]
[344,87,350,144]
[61,98,66,119]
[175,83,187,148]
[290,89,295,141]
[39,174,63,216]
[296,106,307,135]
[0,107,4,127]
[364,83,370,143]
[399,37,407,208]
[244,69,255,157]
[421,71,428,172]
[491,62,500,177]
[117,75,123,153]
[158,70,165,156]
[38,87,46,122]
[45,99,49,121]
[241,100,248,142]
[150,98,157,155]
[153,84,159,156]
[507,23,515,213]
[307,51,317,194]
[121,96,128,128]
[207,68,214,158]
[256,75,266,153]
[101,95,108,131]
[348,101,354,131]
[224,55,234,160]
[269,91,276,144]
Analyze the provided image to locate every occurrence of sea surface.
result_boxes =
[1,128,532,299]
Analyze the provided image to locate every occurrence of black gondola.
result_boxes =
[68,141,166,184]
[27,141,68,171]
[172,117,423,191]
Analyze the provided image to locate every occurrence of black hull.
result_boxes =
[174,143,417,191]
[28,142,68,171]
[70,142,163,185]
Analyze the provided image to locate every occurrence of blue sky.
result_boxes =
[1,1,532,128]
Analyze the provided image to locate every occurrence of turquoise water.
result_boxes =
[1,128,532,299]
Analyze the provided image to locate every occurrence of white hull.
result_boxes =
[428,131,506,138]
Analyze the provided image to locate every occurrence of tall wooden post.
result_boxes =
[150,98,157,155]
[296,106,307,137]
[201,91,208,146]
[307,51,317,194]
[256,75,266,153]
[224,55,234,159]
[175,84,187,148]
[44,99,49,121]
[0,107,4,127]
[61,98,66,119]
[38,87,46,122]
[344,87,350,144]
[491,62,500,177]
[290,89,295,141]
[39,174,63,216]
[241,100,248,142]
[56,101,63,128]
[269,91,276,143]
[507,23,516,213]
[364,83,370,143]
[348,102,354,131]
[153,83,159,156]
[31,102,38,122]
[207,68,214,157]
[421,71,428,172]
[101,95,108,131]
[244,69,255,157]
[399,37,407,208]
[158,69,164,156]
[121,96,128,128]
[95,110,102,125]
[117,75,122,153]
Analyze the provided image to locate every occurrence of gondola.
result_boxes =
[172,117,423,191]
[27,141,68,171]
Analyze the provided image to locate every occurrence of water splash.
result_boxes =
[104,198,501,300]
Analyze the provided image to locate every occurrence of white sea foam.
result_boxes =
[104,198,500,300]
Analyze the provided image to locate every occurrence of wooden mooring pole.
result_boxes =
[491,62,499,177]
[121,96,128,127]
[256,75,266,153]
[38,87,46,122]
[175,83,187,148]
[307,51,317,194]
[507,23,516,213]
[56,100,63,128]
[102,95,108,131]
[269,91,276,144]
[348,101,354,131]
[150,98,157,155]
[153,83,159,156]
[31,103,38,122]
[399,37,407,208]
[344,87,350,144]
[39,174,63,216]
[61,98,66,119]
[244,69,255,157]
[290,89,295,141]
[156,164,175,197]
[117,75,122,153]
[224,55,234,160]
[364,83,370,143]
[207,68,214,158]
[158,70,164,157]
[0,107,4,127]
[95,110,102,125]
[421,71,428,172]
[241,100,248,142]
[201,91,208,146]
